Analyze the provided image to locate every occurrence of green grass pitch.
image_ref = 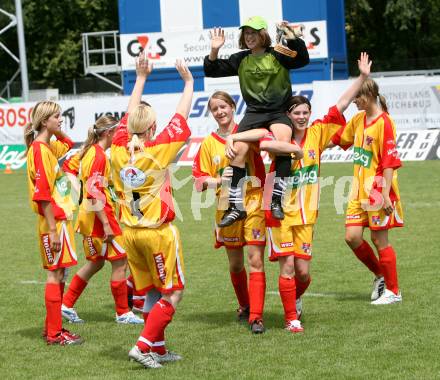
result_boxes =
[0,162,439,379]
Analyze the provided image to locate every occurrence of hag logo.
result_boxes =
[353,147,373,168]
[42,234,54,264]
[289,164,319,189]
[127,35,167,60]
[86,237,97,256]
[153,253,167,284]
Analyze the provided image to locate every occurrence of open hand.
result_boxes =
[209,28,225,50]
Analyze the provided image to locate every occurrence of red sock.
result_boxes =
[248,272,266,322]
[353,240,382,276]
[45,283,62,338]
[230,269,249,308]
[279,276,297,322]
[295,275,311,299]
[62,274,88,308]
[111,280,130,316]
[378,246,399,294]
[151,330,166,355]
[137,299,175,353]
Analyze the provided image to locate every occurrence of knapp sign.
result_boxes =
[120,20,328,70]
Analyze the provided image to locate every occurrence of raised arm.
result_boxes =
[127,51,153,114]
[208,28,225,61]
[174,60,194,119]
[336,52,371,113]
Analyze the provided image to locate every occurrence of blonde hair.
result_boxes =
[357,78,388,113]
[127,104,156,163]
[208,91,236,111]
[79,115,118,159]
[24,101,61,151]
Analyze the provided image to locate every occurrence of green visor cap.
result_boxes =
[239,16,268,30]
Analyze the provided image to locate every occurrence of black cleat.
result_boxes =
[270,200,285,220]
[219,207,247,227]
[250,319,265,334]
[237,306,250,322]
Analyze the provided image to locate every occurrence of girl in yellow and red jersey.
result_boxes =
[226,53,372,332]
[60,115,143,325]
[331,77,403,305]
[111,56,193,369]
[192,91,271,334]
[63,150,147,314]
[24,101,82,345]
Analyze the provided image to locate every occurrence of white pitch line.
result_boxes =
[19,280,46,284]
[267,291,340,298]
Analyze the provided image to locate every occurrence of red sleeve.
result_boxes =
[319,105,346,126]
[56,135,74,149]
[32,144,52,202]
[191,145,211,192]
[145,113,191,147]
[259,132,275,144]
[62,154,79,176]
[381,115,401,170]
[331,125,352,151]
[112,113,129,147]
[85,148,107,200]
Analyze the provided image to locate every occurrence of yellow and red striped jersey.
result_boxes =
[75,144,122,237]
[62,152,80,176]
[192,125,266,198]
[331,111,402,206]
[26,136,75,220]
[265,105,346,226]
[111,113,191,228]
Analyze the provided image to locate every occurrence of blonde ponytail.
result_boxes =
[24,122,36,152]
[78,115,118,159]
[378,94,388,113]
[127,104,156,163]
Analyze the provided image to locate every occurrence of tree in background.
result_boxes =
[345,0,440,74]
[0,0,118,88]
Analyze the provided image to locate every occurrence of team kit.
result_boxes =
[25,17,403,369]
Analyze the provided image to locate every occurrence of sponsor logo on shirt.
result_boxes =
[42,234,54,264]
[55,175,71,196]
[153,253,167,284]
[288,164,319,188]
[346,214,361,220]
[167,117,183,138]
[308,149,316,159]
[120,166,146,188]
[365,136,374,145]
[353,147,373,168]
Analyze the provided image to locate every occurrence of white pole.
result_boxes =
[14,0,29,101]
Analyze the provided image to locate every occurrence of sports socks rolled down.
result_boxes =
[278,276,297,322]
[45,283,63,338]
[62,274,88,308]
[352,240,382,276]
[248,272,266,322]
[273,156,291,201]
[110,280,130,316]
[378,245,399,294]
[137,299,175,353]
[230,268,250,309]
[229,166,247,209]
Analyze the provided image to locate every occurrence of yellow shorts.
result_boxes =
[345,199,404,230]
[82,235,126,262]
[123,223,185,294]
[37,218,77,271]
[215,191,266,249]
[267,224,314,262]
